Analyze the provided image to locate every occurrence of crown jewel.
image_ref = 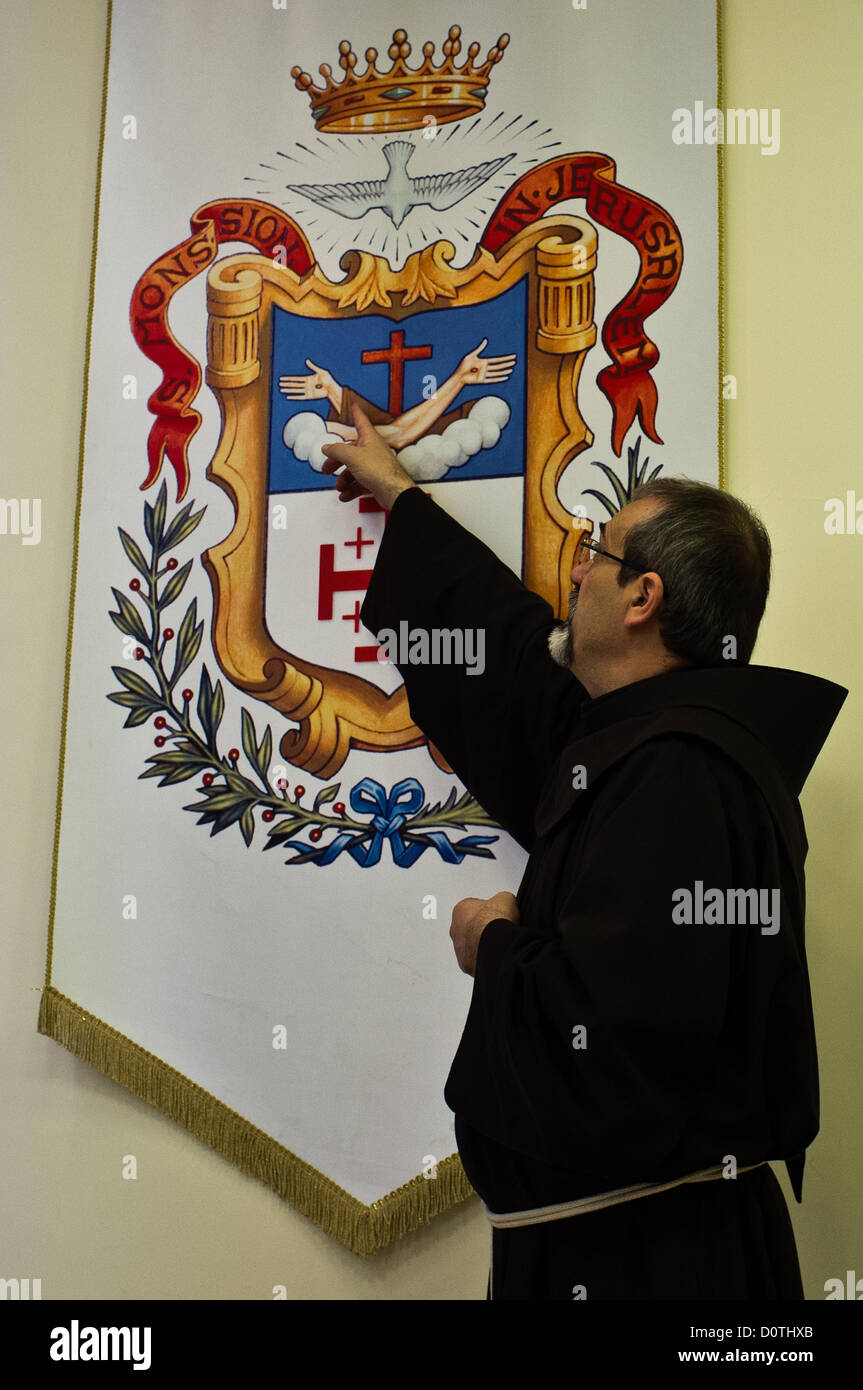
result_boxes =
[291,26,509,135]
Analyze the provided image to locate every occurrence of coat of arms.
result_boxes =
[123,24,682,867]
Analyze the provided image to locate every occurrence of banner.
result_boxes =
[40,0,721,1254]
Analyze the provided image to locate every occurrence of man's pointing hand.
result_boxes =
[320,404,417,511]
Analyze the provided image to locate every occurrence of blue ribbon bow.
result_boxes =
[290,776,497,868]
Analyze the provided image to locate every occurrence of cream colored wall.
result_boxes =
[722,0,863,1297]
[1,0,859,1300]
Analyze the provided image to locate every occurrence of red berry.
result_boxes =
[309,828,322,842]
[277,778,288,791]
[130,578,141,591]
[163,628,174,640]
[229,748,240,762]
[166,558,178,570]
[203,773,214,786]
[134,648,144,660]
[154,716,166,729]
[182,689,194,703]
[262,809,275,822]
[294,785,306,798]
[154,736,166,747]
[333,802,345,815]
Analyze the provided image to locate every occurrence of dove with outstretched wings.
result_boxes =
[284,138,515,228]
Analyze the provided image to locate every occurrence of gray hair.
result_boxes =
[619,477,772,666]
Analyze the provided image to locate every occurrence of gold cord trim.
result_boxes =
[717,0,726,492]
[45,0,114,990]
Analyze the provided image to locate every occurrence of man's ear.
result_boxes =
[626,574,660,620]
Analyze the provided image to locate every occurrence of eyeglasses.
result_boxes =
[574,530,667,595]
[574,533,644,573]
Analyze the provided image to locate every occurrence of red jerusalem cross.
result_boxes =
[362,330,432,416]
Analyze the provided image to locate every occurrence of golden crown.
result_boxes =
[290,26,510,135]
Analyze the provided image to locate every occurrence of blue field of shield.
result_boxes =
[267,276,528,494]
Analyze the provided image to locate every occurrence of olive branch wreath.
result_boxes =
[106,482,499,866]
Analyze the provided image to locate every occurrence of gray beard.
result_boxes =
[547,588,578,669]
[547,621,572,669]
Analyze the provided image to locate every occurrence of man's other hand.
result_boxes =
[320,404,417,510]
[450,891,520,977]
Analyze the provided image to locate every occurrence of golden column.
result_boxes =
[525,223,597,616]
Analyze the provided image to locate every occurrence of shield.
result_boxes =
[203,218,597,777]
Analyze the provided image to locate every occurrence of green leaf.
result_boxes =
[140,755,201,782]
[118,528,150,580]
[123,706,154,728]
[210,681,225,739]
[587,462,628,510]
[188,799,253,838]
[142,749,196,766]
[239,806,255,847]
[263,819,305,846]
[159,500,193,549]
[170,600,203,686]
[626,436,642,491]
[152,482,167,550]
[158,558,193,610]
[171,620,203,686]
[184,791,247,813]
[162,504,206,552]
[197,665,214,745]
[313,783,340,812]
[241,707,259,770]
[107,690,157,711]
[214,802,250,835]
[211,791,256,812]
[159,766,204,786]
[258,726,272,778]
[109,587,149,644]
[109,610,137,639]
[238,709,273,788]
[581,487,619,519]
[111,665,161,701]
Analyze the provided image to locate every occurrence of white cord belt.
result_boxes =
[483,1161,768,1229]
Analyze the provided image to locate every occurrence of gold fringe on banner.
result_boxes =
[37,985,475,1256]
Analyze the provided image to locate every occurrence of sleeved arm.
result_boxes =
[443,739,745,1179]
[360,487,587,850]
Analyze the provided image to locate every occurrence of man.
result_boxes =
[321,406,848,1301]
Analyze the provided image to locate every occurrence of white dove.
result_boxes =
[284,139,515,228]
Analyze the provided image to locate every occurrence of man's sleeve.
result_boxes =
[360,487,586,850]
[443,738,747,1179]
[328,384,394,427]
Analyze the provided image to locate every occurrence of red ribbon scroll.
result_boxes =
[130,201,313,501]
[481,152,683,456]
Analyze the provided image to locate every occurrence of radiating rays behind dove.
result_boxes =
[244,112,561,276]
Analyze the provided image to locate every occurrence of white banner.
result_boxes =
[41,0,720,1252]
